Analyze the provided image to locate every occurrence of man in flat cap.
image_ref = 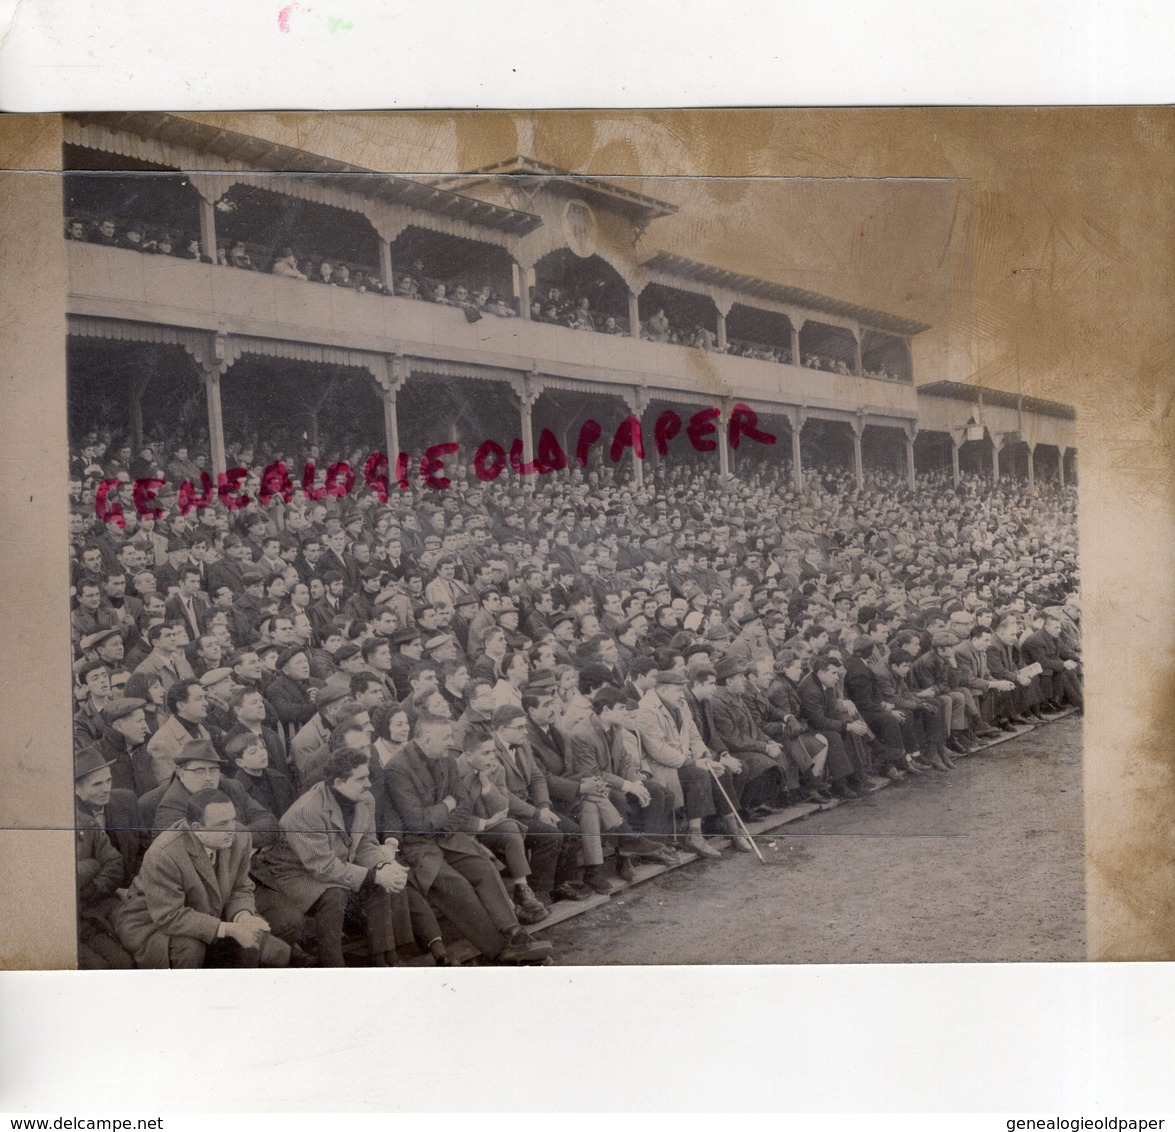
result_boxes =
[93,695,156,797]
[290,674,355,786]
[633,667,742,859]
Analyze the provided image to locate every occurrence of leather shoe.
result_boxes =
[553,881,592,902]
[618,836,664,857]
[685,834,722,859]
[615,856,636,882]
[577,869,612,896]
[731,835,754,853]
[514,882,547,916]
[497,938,554,964]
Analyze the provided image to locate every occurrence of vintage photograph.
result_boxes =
[60,111,1084,970]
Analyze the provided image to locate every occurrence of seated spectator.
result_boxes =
[382,713,555,963]
[224,731,298,821]
[454,730,549,924]
[145,677,212,789]
[66,218,88,241]
[568,297,596,331]
[90,217,120,247]
[252,747,412,967]
[143,739,280,850]
[182,235,208,262]
[226,241,253,270]
[112,787,292,969]
[74,746,135,970]
[644,308,671,341]
[271,247,307,279]
[568,687,677,872]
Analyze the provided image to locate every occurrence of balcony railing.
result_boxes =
[66,242,920,419]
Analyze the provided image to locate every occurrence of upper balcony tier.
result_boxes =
[66,242,920,421]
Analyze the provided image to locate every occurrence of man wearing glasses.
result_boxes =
[142,739,279,848]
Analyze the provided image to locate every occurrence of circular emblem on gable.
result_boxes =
[561,199,597,258]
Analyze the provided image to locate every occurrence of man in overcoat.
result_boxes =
[252,747,409,967]
[112,788,290,969]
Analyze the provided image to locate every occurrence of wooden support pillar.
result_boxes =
[378,237,394,293]
[628,290,641,338]
[791,420,803,491]
[905,430,917,490]
[951,435,962,488]
[198,196,218,265]
[790,319,803,367]
[515,263,532,319]
[307,410,320,449]
[991,439,1001,482]
[382,389,399,465]
[1059,448,1067,488]
[202,369,226,478]
[851,415,865,491]
[520,398,534,470]
[853,330,863,377]
[716,309,727,352]
[717,403,731,481]
[1027,443,1036,491]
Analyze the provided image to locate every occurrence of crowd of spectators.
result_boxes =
[68,217,905,378]
[67,411,1082,970]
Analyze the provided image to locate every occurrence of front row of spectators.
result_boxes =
[68,423,1081,969]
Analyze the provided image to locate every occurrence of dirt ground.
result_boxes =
[546,716,1085,964]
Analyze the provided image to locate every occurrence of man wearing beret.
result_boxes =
[113,787,291,969]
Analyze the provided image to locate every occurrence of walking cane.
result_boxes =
[706,763,766,864]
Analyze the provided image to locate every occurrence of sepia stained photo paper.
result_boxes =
[0,109,1171,979]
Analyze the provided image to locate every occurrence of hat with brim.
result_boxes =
[80,627,122,653]
[74,744,116,780]
[174,738,226,766]
[713,657,746,681]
